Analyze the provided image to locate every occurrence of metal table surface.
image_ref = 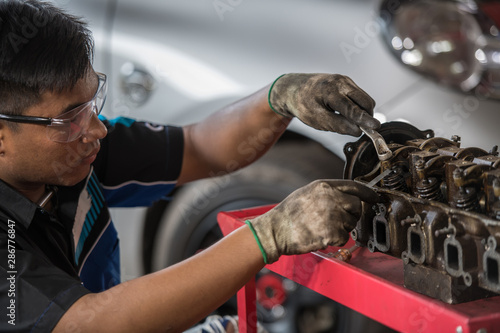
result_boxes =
[217,205,500,333]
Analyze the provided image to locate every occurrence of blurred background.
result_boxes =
[50,0,500,331]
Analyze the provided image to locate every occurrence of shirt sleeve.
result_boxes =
[92,116,184,207]
[0,224,90,332]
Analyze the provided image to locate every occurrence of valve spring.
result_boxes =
[416,177,442,202]
[455,188,479,212]
[383,168,408,192]
[494,208,500,220]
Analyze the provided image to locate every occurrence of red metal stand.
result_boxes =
[237,276,257,333]
[218,205,500,333]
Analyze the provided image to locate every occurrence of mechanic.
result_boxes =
[0,1,381,332]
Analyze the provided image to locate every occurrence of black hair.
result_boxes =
[0,0,94,117]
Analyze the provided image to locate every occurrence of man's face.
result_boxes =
[0,71,108,192]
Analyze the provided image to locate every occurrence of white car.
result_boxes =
[54,0,500,331]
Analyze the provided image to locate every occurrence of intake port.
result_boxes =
[372,215,390,252]
[479,237,500,293]
[405,227,425,264]
[447,243,460,271]
[410,231,422,258]
[444,235,479,287]
[487,256,499,285]
[376,220,387,246]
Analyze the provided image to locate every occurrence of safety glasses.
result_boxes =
[0,72,107,143]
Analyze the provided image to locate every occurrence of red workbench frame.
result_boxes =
[217,205,500,333]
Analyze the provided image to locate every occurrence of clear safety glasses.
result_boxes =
[0,72,107,143]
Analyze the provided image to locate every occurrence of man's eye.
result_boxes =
[74,110,87,122]
[70,122,82,132]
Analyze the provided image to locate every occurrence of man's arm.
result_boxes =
[55,225,265,333]
[178,85,290,185]
[55,180,379,332]
[177,73,380,185]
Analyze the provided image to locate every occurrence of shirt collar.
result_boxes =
[0,180,40,229]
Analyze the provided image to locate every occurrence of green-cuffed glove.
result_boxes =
[269,73,380,136]
[246,180,379,264]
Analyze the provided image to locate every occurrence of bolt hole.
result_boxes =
[351,229,358,240]
[463,273,472,287]
[368,241,375,253]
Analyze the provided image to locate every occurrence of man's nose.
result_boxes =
[81,113,107,143]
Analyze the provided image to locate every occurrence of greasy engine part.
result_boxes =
[344,121,500,304]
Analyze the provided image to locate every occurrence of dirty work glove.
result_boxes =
[246,180,379,264]
[268,73,380,136]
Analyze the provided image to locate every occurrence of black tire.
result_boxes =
[148,140,394,333]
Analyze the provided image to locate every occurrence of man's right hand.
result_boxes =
[246,180,379,264]
[268,73,380,136]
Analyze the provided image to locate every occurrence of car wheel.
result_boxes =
[148,140,394,333]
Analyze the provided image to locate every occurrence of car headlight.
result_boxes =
[379,0,500,99]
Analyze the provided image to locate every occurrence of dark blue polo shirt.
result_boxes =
[0,117,184,332]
